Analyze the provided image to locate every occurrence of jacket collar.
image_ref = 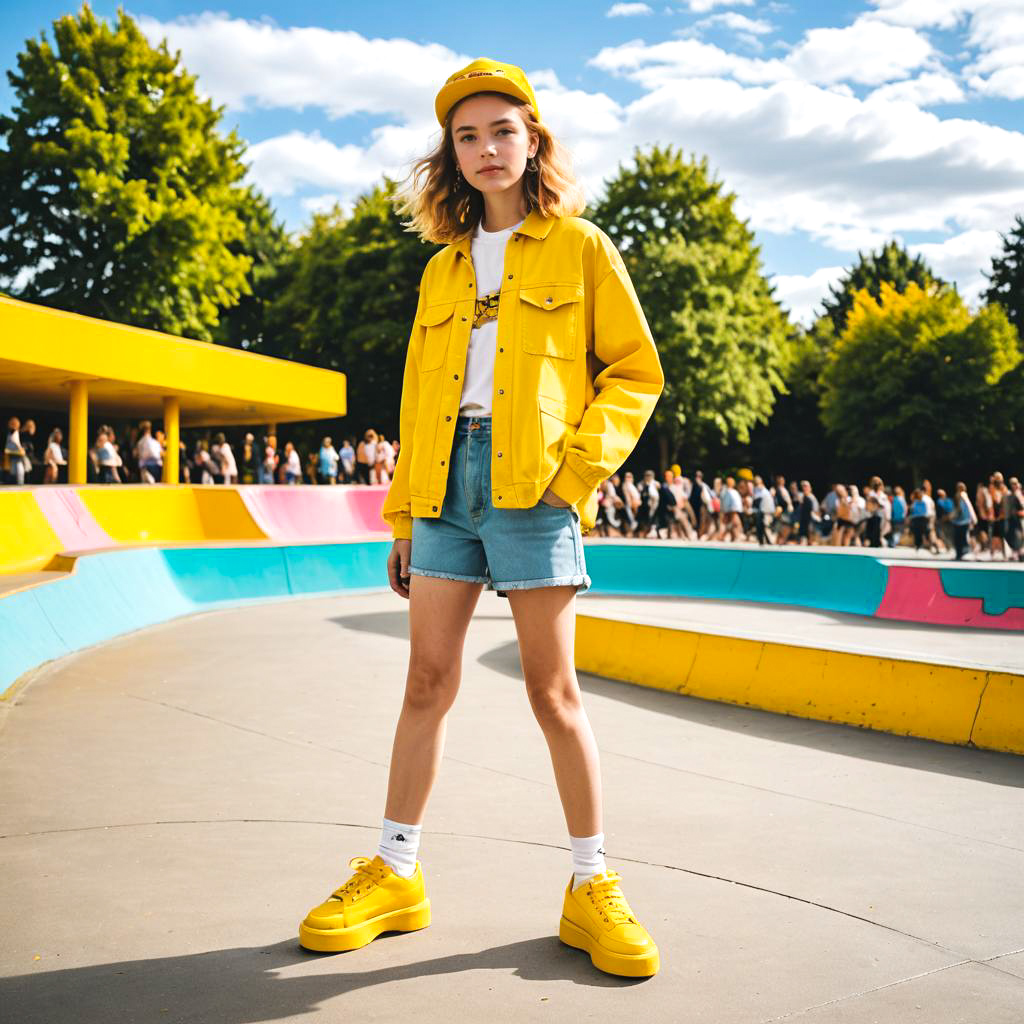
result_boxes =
[452,207,554,259]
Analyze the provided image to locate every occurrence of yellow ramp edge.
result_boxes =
[575,614,1022,756]
[0,492,62,572]
[77,487,267,543]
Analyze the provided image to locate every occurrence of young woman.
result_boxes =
[951,481,977,561]
[298,58,664,978]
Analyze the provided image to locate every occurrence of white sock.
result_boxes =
[377,816,422,878]
[570,832,608,890]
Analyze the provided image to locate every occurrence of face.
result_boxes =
[451,93,537,197]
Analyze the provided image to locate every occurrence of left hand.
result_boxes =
[539,487,571,508]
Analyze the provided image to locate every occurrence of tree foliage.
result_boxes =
[211,190,291,350]
[819,281,1021,479]
[590,145,792,462]
[263,182,439,436]
[0,3,263,339]
[984,213,1024,342]
[818,240,945,337]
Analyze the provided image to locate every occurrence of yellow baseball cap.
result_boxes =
[435,57,540,127]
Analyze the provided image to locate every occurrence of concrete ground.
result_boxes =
[2,589,1023,1023]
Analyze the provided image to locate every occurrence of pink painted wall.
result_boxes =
[875,566,1024,631]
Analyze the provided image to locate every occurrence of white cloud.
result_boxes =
[245,131,383,197]
[577,74,1024,257]
[682,0,754,11]
[768,265,846,326]
[906,228,1004,306]
[592,14,938,86]
[607,2,654,16]
[137,13,459,121]
[785,17,938,85]
[867,72,966,105]
[693,12,775,35]
[300,193,345,215]
[867,0,1024,101]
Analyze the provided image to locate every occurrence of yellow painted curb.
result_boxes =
[575,614,1023,756]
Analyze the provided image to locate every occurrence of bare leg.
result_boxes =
[383,574,483,824]
[506,585,601,837]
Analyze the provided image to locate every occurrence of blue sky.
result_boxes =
[2,0,1022,324]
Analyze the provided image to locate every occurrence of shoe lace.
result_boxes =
[330,856,391,902]
[587,873,636,925]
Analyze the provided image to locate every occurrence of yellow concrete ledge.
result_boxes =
[575,614,1024,756]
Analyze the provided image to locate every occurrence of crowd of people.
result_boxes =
[2,415,398,487]
[4,413,1020,561]
[592,469,1024,562]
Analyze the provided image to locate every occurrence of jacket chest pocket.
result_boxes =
[520,284,582,360]
[416,301,457,371]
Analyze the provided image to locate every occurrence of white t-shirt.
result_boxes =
[46,440,66,465]
[136,434,162,464]
[218,441,237,476]
[459,216,525,416]
[922,493,936,516]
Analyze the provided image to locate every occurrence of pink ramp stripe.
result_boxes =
[238,485,391,542]
[32,488,113,551]
[876,566,1024,631]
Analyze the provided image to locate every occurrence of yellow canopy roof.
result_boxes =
[0,295,346,426]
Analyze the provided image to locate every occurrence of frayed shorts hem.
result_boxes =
[407,566,491,585]
[494,573,592,594]
[407,566,592,596]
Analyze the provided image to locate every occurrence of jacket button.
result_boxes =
[497,451,502,457]
[468,282,473,288]
[445,415,452,421]
[507,273,513,279]
[498,346,503,353]
[498,389,504,395]
[461,316,467,321]
[545,297,553,304]
[440,459,445,465]
[497,495,502,500]
[454,373,459,379]
[432,505,438,511]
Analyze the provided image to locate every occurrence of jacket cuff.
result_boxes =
[390,513,413,540]
[547,459,594,507]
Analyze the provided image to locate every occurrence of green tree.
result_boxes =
[590,145,792,467]
[819,281,1021,481]
[984,214,1024,342]
[264,181,439,438]
[0,4,262,339]
[819,240,945,337]
[211,190,291,350]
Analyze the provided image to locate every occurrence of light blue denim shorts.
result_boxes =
[409,415,592,597]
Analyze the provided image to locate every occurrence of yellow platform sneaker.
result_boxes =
[558,869,660,977]
[299,854,431,953]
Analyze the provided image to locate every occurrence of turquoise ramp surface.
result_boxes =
[1,542,391,695]
[585,545,889,616]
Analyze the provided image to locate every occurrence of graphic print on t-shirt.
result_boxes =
[473,290,500,329]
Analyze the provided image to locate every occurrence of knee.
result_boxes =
[404,661,457,715]
[526,677,581,730]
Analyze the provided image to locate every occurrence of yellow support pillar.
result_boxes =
[163,396,180,485]
[69,380,89,484]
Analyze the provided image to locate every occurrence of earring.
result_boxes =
[527,156,538,171]
[454,166,463,189]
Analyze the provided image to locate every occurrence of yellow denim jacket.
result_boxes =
[381,208,664,539]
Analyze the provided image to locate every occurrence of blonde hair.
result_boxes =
[395,91,585,244]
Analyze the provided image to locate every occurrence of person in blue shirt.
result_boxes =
[950,482,976,560]
[317,437,339,486]
[908,488,938,553]
[889,485,907,548]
